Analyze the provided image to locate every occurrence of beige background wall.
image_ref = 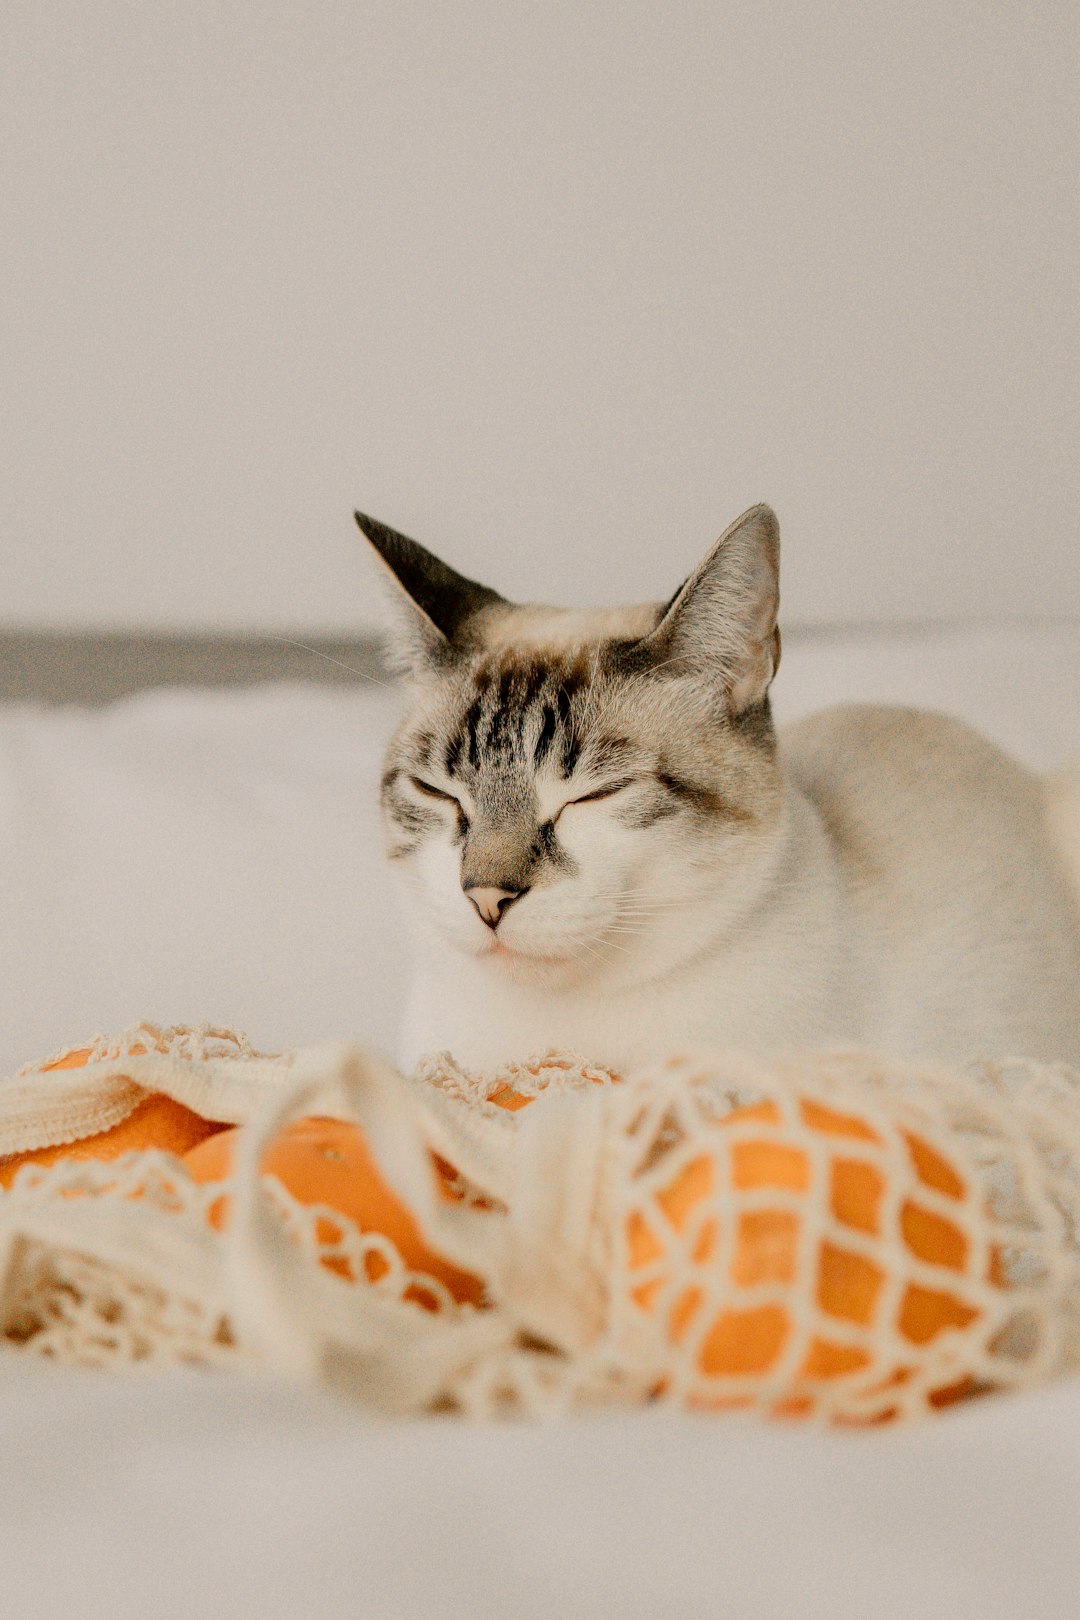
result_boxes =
[3,1,1077,633]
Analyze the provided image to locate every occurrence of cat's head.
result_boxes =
[359,505,785,988]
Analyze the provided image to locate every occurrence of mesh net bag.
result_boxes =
[0,1028,1078,1424]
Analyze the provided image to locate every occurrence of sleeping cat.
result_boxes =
[357,505,1080,1073]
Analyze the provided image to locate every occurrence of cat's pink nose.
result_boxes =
[464,884,526,928]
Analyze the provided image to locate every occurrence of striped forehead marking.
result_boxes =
[444,654,592,780]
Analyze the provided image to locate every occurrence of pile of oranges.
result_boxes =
[0,1044,1002,1418]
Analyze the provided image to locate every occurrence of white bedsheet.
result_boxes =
[1,622,1078,1617]
[2,1365,1079,1620]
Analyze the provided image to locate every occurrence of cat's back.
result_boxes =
[780,703,1041,863]
[778,703,1080,1064]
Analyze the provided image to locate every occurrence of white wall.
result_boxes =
[3,1,1077,633]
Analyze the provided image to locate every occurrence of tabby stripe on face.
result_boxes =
[485,671,515,751]
[441,655,619,787]
[654,768,755,822]
[385,799,441,839]
[534,703,558,765]
[552,685,582,777]
[465,696,484,769]
[618,795,679,830]
[380,765,445,846]
[521,664,546,711]
[535,820,559,857]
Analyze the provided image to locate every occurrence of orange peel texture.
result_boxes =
[625,1096,1000,1418]
[182,1118,485,1307]
[0,1042,225,1189]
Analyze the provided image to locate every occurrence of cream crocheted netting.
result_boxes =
[1,1022,1079,1425]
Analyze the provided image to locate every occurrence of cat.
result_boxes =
[357,504,1080,1075]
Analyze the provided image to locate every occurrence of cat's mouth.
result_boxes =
[482,938,573,970]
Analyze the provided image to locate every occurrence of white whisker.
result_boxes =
[275,637,397,692]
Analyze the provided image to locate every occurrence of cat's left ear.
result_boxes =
[638,504,781,713]
[355,512,506,670]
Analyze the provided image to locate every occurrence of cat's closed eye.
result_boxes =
[408,776,471,832]
[557,778,638,817]
[408,775,458,804]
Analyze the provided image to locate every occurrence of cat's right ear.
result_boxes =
[632,504,781,713]
[354,513,506,672]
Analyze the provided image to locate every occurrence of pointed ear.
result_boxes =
[355,512,506,670]
[638,504,781,713]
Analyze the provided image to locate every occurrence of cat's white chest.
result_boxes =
[400,950,846,1073]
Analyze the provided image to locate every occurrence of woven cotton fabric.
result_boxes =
[1,1024,1079,1424]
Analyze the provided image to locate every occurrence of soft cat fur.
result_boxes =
[358,505,1080,1073]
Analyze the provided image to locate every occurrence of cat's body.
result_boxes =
[357,506,1080,1074]
[400,702,1080,1071]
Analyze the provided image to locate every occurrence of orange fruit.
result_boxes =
[1,1041,226,1190]
[486,1085,534,1113]
[486,1061,619,1112]
[626,1097,996,1397]
[182,1117,484,1306]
